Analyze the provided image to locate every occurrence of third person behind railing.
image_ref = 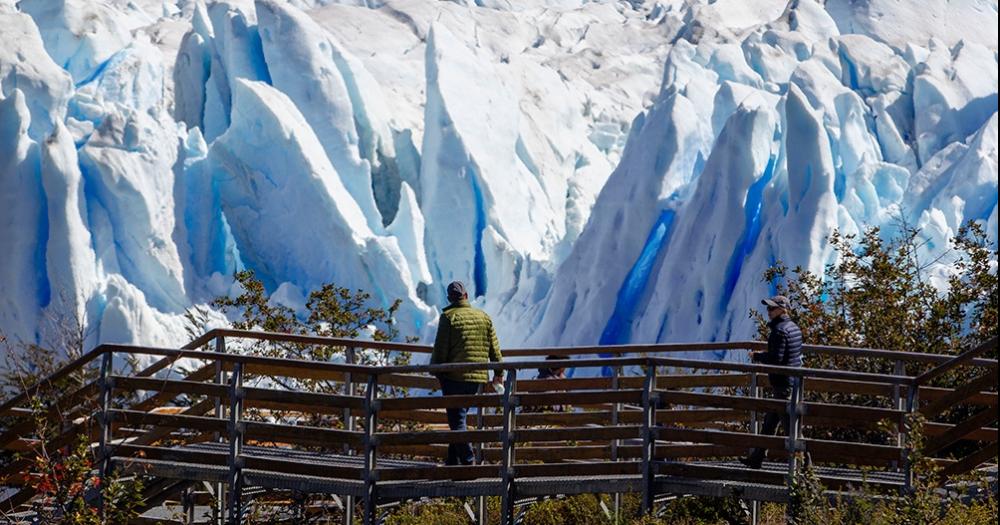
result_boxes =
[430,281,504,466]
[741,295,803,469]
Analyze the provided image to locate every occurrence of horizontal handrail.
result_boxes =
[0,347,104,416]
[919,373,997,418]
[1,327,221,415]
[186,328,432,354]
[914,336,998,386]
[10,344,923,395]
[192,328,999,368]
[98,345,378,376]
[646,357,914,385]
[7,327,997,416]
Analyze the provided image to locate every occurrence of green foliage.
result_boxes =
[383,499,471,525]
[8,400,145,524]
[751,221,998,446]
[205,269,413,401]
[753,221,997,369]
[1,310,147,525]
[652,496,752,525]
[747,221,997,524]
[212,270,402,342]
[380,494,760,525]
[781,414,997,525]
[787,457,825,525]
[1,305,96,402]
[520,495,608,525]
[206,271,416,523]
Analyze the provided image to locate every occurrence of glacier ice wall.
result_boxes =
[0,0,996,358]
[529,0,998,347]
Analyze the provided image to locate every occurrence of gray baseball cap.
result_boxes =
[447,281,468,302]
[761,295,791,310]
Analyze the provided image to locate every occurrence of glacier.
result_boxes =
[0,0,996,360]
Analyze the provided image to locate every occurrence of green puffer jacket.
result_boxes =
[430,300,502,383]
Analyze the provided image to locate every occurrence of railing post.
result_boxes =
[362,374,379,524]
[226,361,244,524]
[640,363,657,515]
[785,376,803,483]
[749,370,760,525]
[500,370,517,525]
[891,360,905,471]
[476,380,486,525]
[97,349,113,514]
[902,383,918,492]
[182,486,195,524]
[892,359,906,447]
[344,346,356,525]
[213,335,226,525]
[611,364,622,524]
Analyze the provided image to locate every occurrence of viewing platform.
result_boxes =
[1,329,996,524]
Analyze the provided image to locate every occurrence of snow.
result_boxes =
[0,10,74,139]
[421,22,557,301]
[907,112,999,254]
[0,89,45,344]
[17,0,133,84]
[255,0,383,231]
[825,0,998,52]
[387,182,432,287]
[912,40,998,164]
[40,122,99,325]
[207,78,432,330]
[0,0,996,361]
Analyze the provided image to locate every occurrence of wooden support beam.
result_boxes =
[925,408,999,455]
[920,373,997,419]
[500,371,517,525]
[379,394,503,411]
[939,442,999,478]
[244,421,363,448]
[515,425,642,443]
[641,365,656,515]
[110,409,229,434]
[98,350,113,517]
[226,362,244,525]
[515,461,642,478]
[658,390,786,412]
[361,375,378,525]
[518,389,643,407]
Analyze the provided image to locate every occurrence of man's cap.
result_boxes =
[761,295,791,310]
[447,281,467,301]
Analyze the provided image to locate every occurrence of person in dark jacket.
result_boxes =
[524,355,570,413]
[536,355,567,381]
[741,295,803,469]
[430,281,503,465]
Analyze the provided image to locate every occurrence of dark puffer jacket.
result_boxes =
[431,300,502,383]
[753,314,803,391]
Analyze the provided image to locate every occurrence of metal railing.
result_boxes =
[0,330,996,524]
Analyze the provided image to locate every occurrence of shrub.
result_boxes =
[1,399,145,524]
[753,221,997,373]
[384,499,471,525]
[752,221,998,448]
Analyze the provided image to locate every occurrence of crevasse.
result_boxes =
[599,209,677,346]
[720,154,777,314]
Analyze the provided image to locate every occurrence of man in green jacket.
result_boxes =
[430,281,503,465]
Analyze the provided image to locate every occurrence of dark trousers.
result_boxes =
[439,377,481,466]
[747,382,791,468]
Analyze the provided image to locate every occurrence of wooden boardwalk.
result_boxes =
[1,329,996,524]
